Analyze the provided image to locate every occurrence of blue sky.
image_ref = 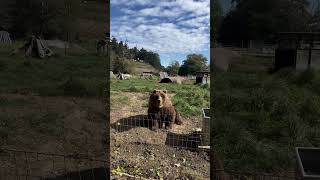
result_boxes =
[110,0,210,67]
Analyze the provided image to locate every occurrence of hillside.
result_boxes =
[112,60,158,75]
[131,61,158,74]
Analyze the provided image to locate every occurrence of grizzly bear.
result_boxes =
[147,89,182,130]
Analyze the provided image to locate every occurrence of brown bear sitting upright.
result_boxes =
[148,89,182,130]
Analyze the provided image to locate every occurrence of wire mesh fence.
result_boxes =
[0,94,109,179]
[211,169,303,180]
[110,110,211,179]
[110,111,210,151]
[0,148,109,180]
[210,145,305,180]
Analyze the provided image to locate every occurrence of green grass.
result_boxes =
[23,112,65,137]
[0,96,31,107]
[212,68,320,172]
[0,111,65,145]
[0,114,16,142]
[0,43,106,97]
[110,77,210,117]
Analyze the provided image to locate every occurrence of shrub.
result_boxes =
[294,69,316,85]
[60,76,87,97]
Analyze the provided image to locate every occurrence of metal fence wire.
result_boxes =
[0,148,109,180]
[110,111,211,179]
[110,112,210,151]
[210,150,305,180]
[211,170,303,180]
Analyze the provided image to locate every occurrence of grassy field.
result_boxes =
[212,62,320,173]
[0,43,106,97]
[110,77,210,179]
[0,1,108,176]
[110,77,210,117]
[0,42,107,156]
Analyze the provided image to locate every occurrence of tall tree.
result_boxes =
[310,0,320,31]
[218,0,312,44]
[178,54,208,75]
[8,0,81,39]
[130,46,139,60]
[212,0,223,46]
[166,60,180,75]
[110,37,118,51]
[110,40,162,70]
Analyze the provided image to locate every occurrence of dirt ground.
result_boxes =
[0,93,108,178]
[0,91,210,179]
[110,92,210,179]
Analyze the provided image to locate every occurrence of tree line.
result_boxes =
[110,36,209,76]
[163,54,209,76]
[214,0,320,45]
[0,0,106,40]
[110,36,161,73]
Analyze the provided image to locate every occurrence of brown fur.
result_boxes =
[147,90,182,130]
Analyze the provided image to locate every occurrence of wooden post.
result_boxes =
[65,1,70,56]
[294,39,298,69]
[308,40,313,69]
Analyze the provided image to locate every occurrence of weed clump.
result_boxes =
[212,69,320,172]
[60,76,87,97]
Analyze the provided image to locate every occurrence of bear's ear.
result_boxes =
[153,90,157,93]
[163,90,167,94]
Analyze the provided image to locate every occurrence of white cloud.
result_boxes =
[120,8,135,15]
[139,7,161,16]
[178,15,210,27]
[111,0,210,55]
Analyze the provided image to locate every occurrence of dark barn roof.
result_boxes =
[159,78,173,83]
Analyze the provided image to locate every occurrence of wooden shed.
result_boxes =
[275,32,320,71]
[195,71,210,85]
[141,71,153,78]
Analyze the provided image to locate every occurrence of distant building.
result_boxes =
[159,72,168,79]
[0,30,11,44]
[141,71,153,78]
[275,32,320,71]
[195,71,210,85]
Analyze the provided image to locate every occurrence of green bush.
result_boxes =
[24,112,64,137]
[0,114,16,142]
[212,69,320,172]
[294,69,316,85]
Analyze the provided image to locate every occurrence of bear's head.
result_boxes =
[149,89,168,108]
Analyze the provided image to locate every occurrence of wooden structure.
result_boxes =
[275,32,320,71]
[97,32,110,56]
[15,35,54,58]
[201,108,210,147]
[141,71,153,79]
[110,71,114,79]
[0,31,11,44]
[159,72,168,79]
[195,71,210,84]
